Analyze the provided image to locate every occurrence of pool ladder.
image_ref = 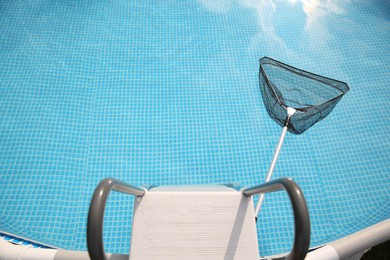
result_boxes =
[87,178,310,260]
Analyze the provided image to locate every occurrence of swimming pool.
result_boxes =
[0,0,389,257]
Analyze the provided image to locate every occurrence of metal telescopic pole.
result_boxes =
[254,107,296,219]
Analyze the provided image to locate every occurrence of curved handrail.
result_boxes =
[87,178,146,260]
[243,178,310,260]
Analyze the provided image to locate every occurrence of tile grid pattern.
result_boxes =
[0,1,389,256]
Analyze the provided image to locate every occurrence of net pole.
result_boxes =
[254,125,288,218]
[254,107,296,219]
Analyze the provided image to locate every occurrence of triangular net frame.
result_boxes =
[254,57,350,218]
[259,57,350,134]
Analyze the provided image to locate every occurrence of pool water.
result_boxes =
[0,1,389,256]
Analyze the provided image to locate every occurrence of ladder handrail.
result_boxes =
[243,178,311,260]
[87,177,309,260]
[87,178,145,260]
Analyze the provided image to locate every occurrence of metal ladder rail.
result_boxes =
[87,178,146,260]
[243,178,311,260]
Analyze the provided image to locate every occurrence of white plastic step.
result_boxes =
[129,186,259,260]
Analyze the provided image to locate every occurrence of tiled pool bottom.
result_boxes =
[0,0,389,257]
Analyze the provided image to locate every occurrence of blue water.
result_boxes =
[0,0,389,256]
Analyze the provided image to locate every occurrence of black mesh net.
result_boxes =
[259,57,350,134]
